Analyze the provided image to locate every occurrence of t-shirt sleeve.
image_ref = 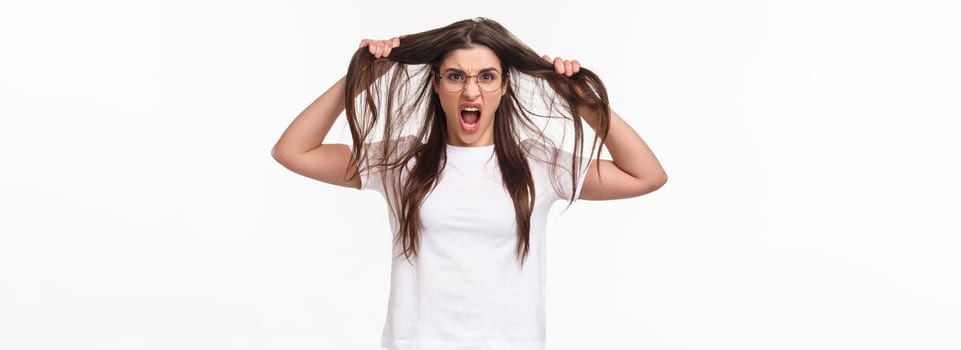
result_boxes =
[352,136,418,194]
[554,147,593,202]
[525,139,593,203]
[358,160,383,193]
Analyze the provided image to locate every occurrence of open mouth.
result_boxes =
[459,104,481,132]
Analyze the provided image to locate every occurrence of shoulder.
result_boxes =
[520,138,593,202]
[357,135,421,167]
[356,135,421,192]
[520,138,557,165]
[520,138,584,172]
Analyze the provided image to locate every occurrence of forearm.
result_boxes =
[580,106,667,182]
[272,75,347,157]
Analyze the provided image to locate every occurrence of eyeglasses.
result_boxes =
[435,70,504,93]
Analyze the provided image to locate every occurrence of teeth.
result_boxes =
[462,107,479,112]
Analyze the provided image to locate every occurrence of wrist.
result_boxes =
[577,104,601,130]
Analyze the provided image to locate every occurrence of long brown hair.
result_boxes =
[344,17,610,267]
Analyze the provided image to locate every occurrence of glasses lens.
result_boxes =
[479,79,498,92]
[438,74,502,93]
[443,79,463,93]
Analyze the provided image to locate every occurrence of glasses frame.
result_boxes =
[433,70,505,93]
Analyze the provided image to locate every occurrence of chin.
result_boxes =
[447,127,489,147]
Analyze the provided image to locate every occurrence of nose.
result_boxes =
[462,76,482,98]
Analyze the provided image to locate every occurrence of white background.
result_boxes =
[2,0,959,349]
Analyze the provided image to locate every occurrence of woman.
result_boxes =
[272,17,666,350]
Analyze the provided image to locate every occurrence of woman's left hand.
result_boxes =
[541,55,580,77]
[542,54,590,103]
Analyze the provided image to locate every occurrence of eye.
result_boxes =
[445,72,465,81]
[479,72,497,81]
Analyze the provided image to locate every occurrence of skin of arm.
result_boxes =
[545,56,668,200]
[271,75,361,189]
[271,38,399,189]
[578,107,668,200]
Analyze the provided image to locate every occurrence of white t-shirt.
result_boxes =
[358,136,590,350]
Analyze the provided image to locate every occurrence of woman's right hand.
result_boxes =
[359,37,400,59]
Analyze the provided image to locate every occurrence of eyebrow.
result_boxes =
[442,67,501,74]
